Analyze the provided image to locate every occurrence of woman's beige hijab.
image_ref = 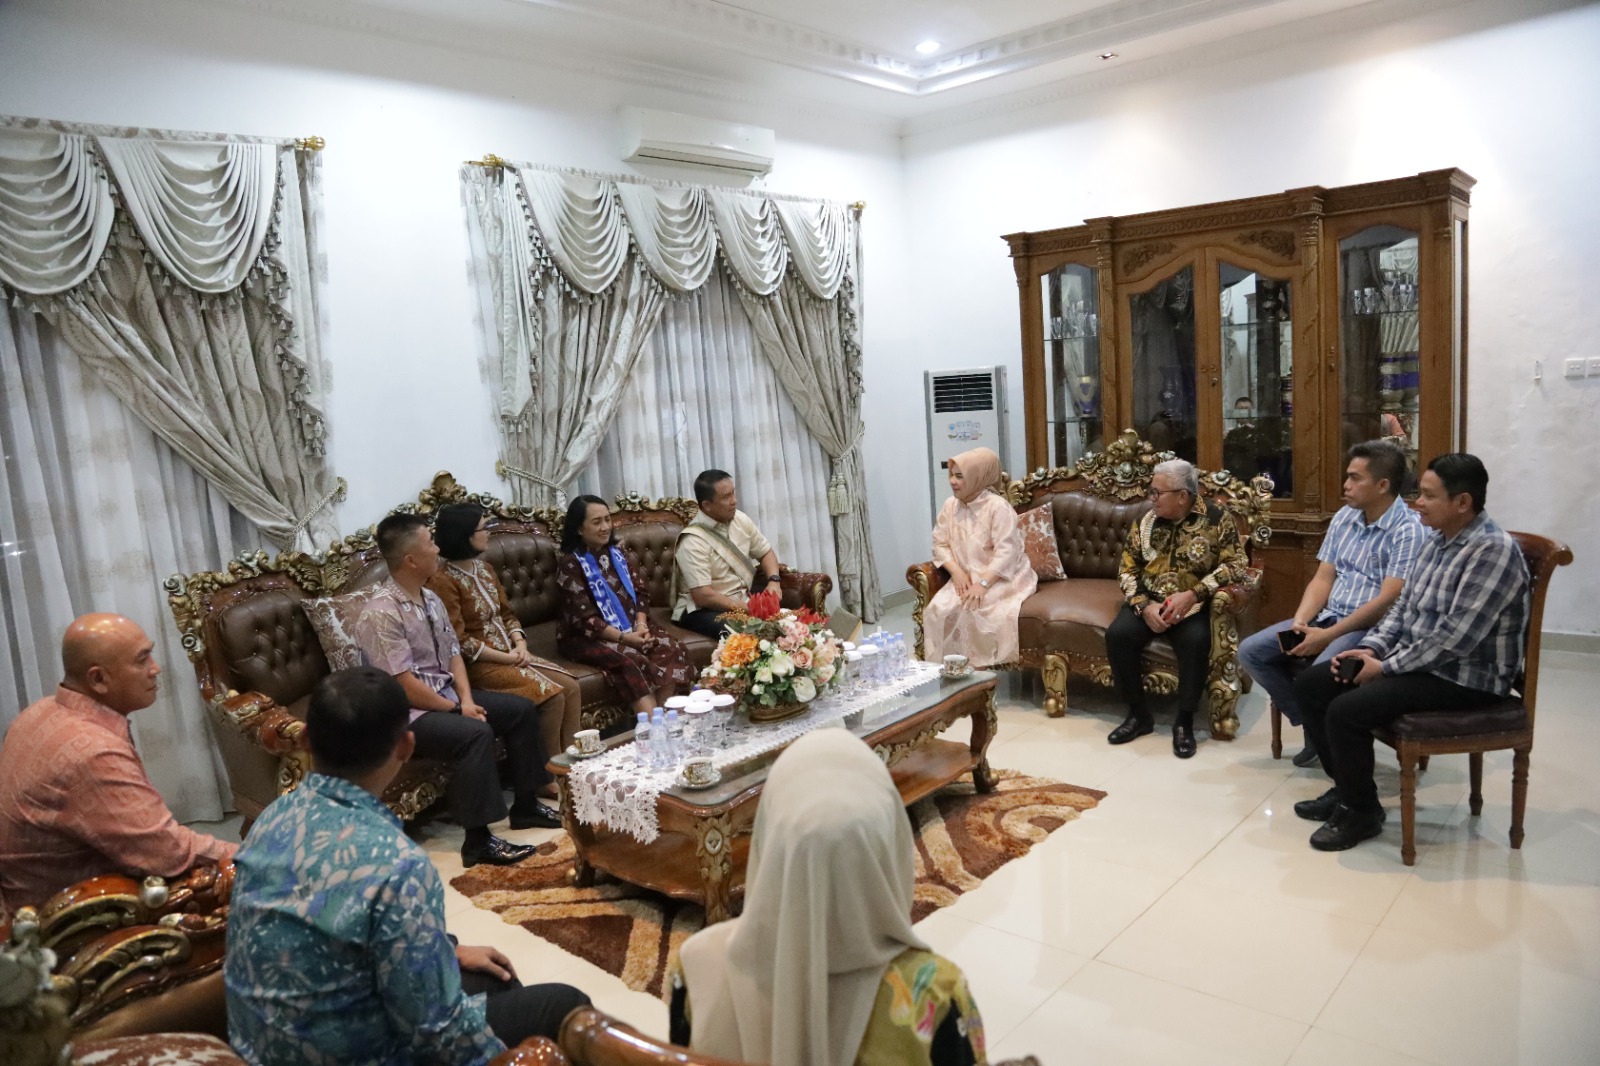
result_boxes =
[949,447,1002,504]
[677,729,928,1066]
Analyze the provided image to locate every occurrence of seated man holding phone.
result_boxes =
[1238,441,1423,767]
[671,469,783,640]
[1290,453,1529,852]
[1105,459,1250,759]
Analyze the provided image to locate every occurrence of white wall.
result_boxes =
[0,0,915,592]
[897,0,1600,634]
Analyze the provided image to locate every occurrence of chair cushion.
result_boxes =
[1018,505,1068,582]
[72,1032,245,1064]
[1017,579,1178,667]
[303,587,380,671]
[1389,700,1529,739]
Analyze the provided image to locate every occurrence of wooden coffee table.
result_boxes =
[549,672,1000,922]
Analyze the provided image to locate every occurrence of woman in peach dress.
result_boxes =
[923,447,1037,667]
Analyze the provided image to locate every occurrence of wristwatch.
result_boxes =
[978,578,991,588]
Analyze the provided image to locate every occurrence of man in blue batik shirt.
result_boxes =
[224,667,588,1066]
[1238,440,1423,767]
[1292,453,1530,852]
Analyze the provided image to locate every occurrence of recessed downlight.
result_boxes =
[1099,51,1119,60]
[915,39,941,56]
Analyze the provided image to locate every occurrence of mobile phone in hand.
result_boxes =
[1277,629,1306,653]
[1336,656,1362,683]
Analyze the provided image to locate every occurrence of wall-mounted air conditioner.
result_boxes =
[925,367,1010,518]
[620,107,776,175]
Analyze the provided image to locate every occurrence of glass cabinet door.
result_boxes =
[1218,262,1293,497]
[1041,263,1103,467]
[1339,225,1420,474]
[1129,265,1197,462]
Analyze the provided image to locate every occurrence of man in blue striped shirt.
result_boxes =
[1291,454,1530,851]
[1239,441,1424,766]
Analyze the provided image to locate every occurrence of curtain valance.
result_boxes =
[511,165,850,300]
[0,123,284,296]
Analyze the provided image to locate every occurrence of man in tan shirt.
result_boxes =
[672,469,782,640]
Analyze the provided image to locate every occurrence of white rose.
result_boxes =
[769,651,795,677]
[751,683,765,694]
[816,664,835,685]
[791,676,816,703]
[759,639,772,651]
[756,667,773,684]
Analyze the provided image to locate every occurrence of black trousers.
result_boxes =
[676,607,728,641]
[460,969,591,1047]
[1294,665,1503,813]
[409,690,548,829]
[1104,605,1211,721]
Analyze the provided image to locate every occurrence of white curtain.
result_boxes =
[1,305,254,822]
[579,274,835,584]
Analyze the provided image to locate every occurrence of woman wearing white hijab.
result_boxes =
[670,729,987,1066]
[923,446,1037,667]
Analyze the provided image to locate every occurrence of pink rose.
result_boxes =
[791,647,814,669]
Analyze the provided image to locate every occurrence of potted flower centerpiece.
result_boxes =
[700,589,843,723]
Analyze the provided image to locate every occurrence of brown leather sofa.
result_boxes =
[165,473,832,827]
[907,431,1271,740]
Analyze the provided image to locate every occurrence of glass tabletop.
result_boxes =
[552,670,996,808]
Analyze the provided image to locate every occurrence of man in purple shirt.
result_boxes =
[358,513,559,868]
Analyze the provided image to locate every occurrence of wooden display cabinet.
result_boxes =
[1004,170,1472,623]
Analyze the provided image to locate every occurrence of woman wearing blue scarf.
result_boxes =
[555,496,694,717]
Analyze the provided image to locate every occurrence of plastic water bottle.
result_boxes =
[650,709,668,770]
[892,633,908,676]
[634,710,652,766]
[664,709,685,768]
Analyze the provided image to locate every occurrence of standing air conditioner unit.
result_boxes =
[925,367,1010,518]
[620,107,776,175]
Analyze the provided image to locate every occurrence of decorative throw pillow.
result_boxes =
[1017,505,1068,582]
[303,586,379,671]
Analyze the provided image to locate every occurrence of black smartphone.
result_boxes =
[1277,629,1306,654]
[1336,657,1362,683]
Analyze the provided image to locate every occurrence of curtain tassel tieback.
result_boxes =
[828,427,866,517]
[496,459,567,501]
[286,476,347,545]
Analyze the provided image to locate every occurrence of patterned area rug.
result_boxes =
[451,769,1103,998]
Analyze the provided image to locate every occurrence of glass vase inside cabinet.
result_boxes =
[1339,225,1420,474]
[1218,262,1293,498]
[1041,263,1104,467]
[1129,265,1197,463]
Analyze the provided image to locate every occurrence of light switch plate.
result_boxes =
[1588,357,1600,377]
[1566,358,1586,379]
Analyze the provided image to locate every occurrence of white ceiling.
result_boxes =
[216,0,1477,128]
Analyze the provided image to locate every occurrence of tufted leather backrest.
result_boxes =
[484,529,564,626]
[208,583,329,711]
[1049,493,1151,580]
[618,522,684,607]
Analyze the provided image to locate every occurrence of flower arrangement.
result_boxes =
[701,589,844,722]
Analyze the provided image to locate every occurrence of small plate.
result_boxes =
[941,666,974,679]
[565,744,605,760]
[677,768,722,791]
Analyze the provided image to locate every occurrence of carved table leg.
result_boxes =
[694,813,736,924]
[970,688,1000,794]
[1041,654,1068,718]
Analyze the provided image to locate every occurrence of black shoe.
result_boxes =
[508,801,562,830]
[1108,713,1155,745]
[461,834,537,868]
[1292,733,1320,768]
[1309,804,1386,851]
[1294,788,1341,822]
[1172,720,1197,759]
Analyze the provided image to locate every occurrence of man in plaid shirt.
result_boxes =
[1291,453,1530,851]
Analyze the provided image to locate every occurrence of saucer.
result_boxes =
[677,768,722,790]
[941,666,974,680]
[565,744,604,760]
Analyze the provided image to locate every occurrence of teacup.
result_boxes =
[574,728,602,755]
[942,654,969,676]
[683,756,716,786]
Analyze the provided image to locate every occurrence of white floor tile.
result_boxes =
[1286,1027,1438,1066]
[990,961,1308,1066]
[1052,791,1248,878]
[1099,877,1377,1024]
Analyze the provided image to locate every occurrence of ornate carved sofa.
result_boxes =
[907,431,1271,739]
[166,473,832,826]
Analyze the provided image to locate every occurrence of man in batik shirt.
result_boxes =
[1106,459,1250,759]
[225,667,589,1066]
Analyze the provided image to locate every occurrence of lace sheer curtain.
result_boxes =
[579,274,835,583]
[1,305,254,822]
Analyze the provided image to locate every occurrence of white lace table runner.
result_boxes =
[568,661,946,843]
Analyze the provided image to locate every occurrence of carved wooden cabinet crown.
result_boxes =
[1004,169,1471,621]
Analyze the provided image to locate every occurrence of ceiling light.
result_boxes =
[915,40,941,56]
[1099,51,1119,60]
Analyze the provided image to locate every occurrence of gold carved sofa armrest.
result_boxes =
[211,690,308,757]
[777,565,832,614]
[1210,567,1262,617]
[905,562,949,660]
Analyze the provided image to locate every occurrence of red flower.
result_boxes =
[794,607,828,627]
[747,588,781,620]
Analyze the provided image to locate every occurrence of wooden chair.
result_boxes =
[1377,531,1571,865]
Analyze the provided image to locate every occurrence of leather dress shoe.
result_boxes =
[461,834,537,869]
[508,801,562,830]
[1309,804,1386,851]
[1171,720,1197,759]
[1108,713,1155,745]
[1291,734,1320,768]
[1293,787,1341,822]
